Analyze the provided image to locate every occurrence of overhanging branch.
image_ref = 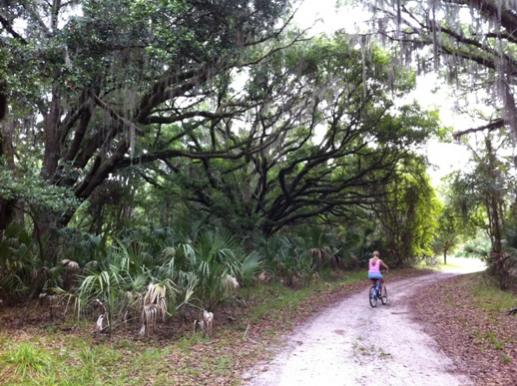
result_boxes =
[452,118,505,139]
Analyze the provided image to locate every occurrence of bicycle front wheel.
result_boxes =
[381,286,388,305]
[369,286,378,308]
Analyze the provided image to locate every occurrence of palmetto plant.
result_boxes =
[0,223,65,299]
[293,226,340,269]
[240,251,263,287]
[77,241,149,324]
[173,231,242,308]
[257,234,316,287]
[76,229,246,331]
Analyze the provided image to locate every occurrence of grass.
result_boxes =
[175,334,210,352]
[471,275,516,314]
[243,270,365,325]
[0,333,177,385]
[473,329,505,350]
[1,340,110,385]
[2,342,52,379]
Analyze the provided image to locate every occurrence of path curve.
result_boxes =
[244,272,472,386]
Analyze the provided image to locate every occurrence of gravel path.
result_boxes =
[243,272,472,386]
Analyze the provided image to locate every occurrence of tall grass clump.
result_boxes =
[2,342,51,378]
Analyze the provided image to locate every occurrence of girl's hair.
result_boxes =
[372,250,380,258]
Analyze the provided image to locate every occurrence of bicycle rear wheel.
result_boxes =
[369,286,378,307]
[381,286,388,305]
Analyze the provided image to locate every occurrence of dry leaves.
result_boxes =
[410,274,517,385]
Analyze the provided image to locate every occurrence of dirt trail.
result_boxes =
[243,272,472,386]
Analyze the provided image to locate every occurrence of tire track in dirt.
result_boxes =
[243,272,472,386]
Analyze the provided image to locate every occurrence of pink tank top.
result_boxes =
[369,259,381,274]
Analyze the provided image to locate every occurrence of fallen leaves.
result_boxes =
[410,273,517,385]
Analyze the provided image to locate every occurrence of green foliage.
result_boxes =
[255,234,315,286]
[0,0,292,265]
[76,229,250,324]
[431,202,461,263]
[499,212,517,287]
[446,135,513,286]
[176,231,242,308]
[0,165,77,212]
[0,2,441,306]
[240,252,263,287]
[0,223,52,298]
[472,273,517,314]
[458,234,491,260]
[56,227,105,266]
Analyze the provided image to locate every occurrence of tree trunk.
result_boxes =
[41,88,62,180]
[0,199,15,236]
[0,103,16,236]
[485,138,508,288]
[443,250,447,265]
[0,84,7,121]
[33,210,73,264]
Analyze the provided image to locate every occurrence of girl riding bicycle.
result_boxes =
[368,250,389,291]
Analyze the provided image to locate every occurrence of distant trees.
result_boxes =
[375,158,439,266]
[432,205,460,265]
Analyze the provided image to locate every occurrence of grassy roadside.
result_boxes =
[0,268,425,385]
[410,271,517,385]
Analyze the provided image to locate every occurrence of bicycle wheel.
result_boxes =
[380,286,388,305]
[369,286,378,308]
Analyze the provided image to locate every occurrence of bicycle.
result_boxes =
[369,278,388,308]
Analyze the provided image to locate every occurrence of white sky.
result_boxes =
[292,0,477,186]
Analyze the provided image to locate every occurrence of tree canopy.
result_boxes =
[147,36,438,236]
[368,0,517,138]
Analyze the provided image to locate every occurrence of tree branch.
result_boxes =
[452,118,505,139]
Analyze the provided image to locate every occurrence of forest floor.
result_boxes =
[410,272,517,385]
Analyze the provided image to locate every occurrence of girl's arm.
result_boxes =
[381,260,389,271]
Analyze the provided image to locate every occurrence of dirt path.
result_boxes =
[243,272,472,386]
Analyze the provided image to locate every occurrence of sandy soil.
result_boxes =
[243,272,473,386]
